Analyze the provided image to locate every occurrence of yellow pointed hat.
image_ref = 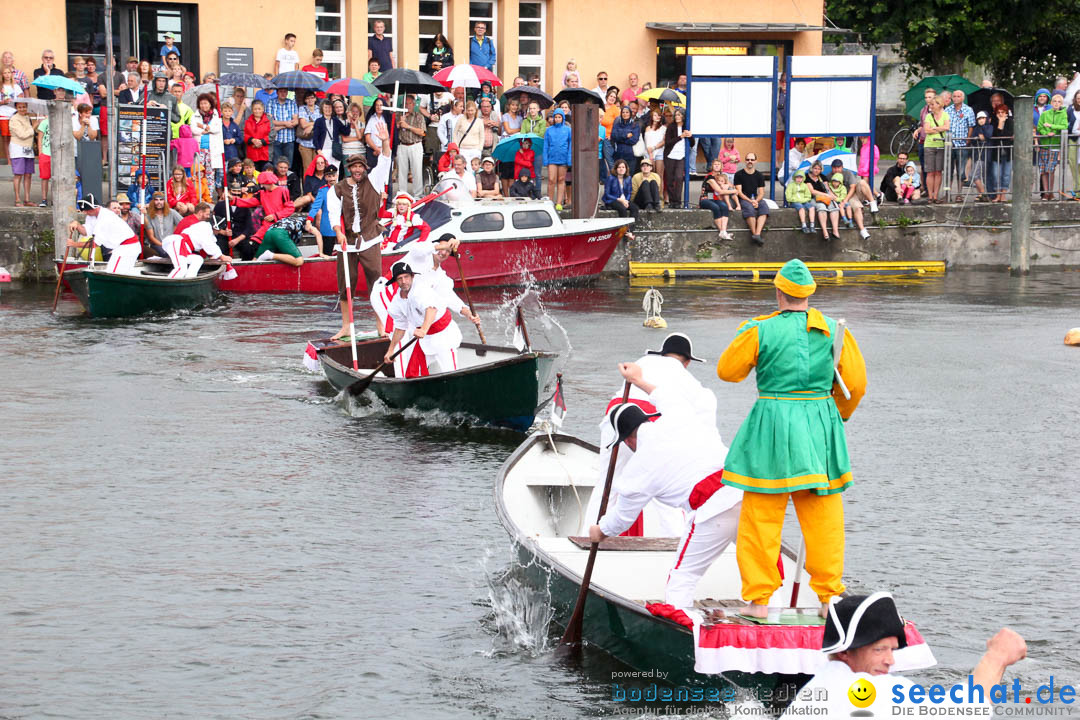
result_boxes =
[773,258,817,298]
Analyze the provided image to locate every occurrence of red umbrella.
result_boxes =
[432,64,502,89]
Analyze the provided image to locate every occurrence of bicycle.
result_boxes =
[890,118,919,157]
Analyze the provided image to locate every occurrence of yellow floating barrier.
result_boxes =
[629,260,946,281]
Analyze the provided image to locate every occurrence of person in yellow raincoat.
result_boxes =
[717,258,867,616]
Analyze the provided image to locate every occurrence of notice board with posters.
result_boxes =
[115,103,171,200]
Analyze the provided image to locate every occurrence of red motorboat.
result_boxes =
[57,199,631,294]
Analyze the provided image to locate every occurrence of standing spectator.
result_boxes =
[302,49,330,98]
[620,74,642,104]
[499,97,522,194]
[244,99,271,168]
[426,34,454,72]
[266,87,298,166]
[544,108,572,209]
[35,111,50,206]
[782,136,806,183]
[169,82,194,138]
[989,103,1013,203]
[967,111,992,200]
[1036,91,1068,200]
[718,137,740,177]
[438,98,464,162]
[137,59,152,84]
[31,49,64,100]
[145,73,177,124]
[364,97,391,171]
[71,102,99,157]
[361,58,381,108]
[314,98,347,167]
[117,72,144,104]
[642,110,666,192]
[469,22,495,71]
[397,94,426,197]
[190,93,224,190]
[340,102,365,160]
[275,33,300,74]
[630,157,662,211]
[528,74,541,88]
[304,163,340,256]
[611,106,640,173]
[513,137,535,184]
[775,72,787,169]
[0,51,28,98]
[453,100,484,167]
[600,88,621,135]
[1067,92,1080,198]
[254,75,276,108]
[784,169,816,233]
[922,96,949,202]
[914,88,936,170]
[734,153,769,245]
[603,158,637,221]
[663,108,690,207]
[220,102,243,163]
[479,97,499,158]
[296,91,320,169]
[230,86,251,125]
[0,66,23,167]
[519,100,546,183]
[8,100,34,206]
[159,33,180,63]
[700,158,738,239]
[368,20,394,72]
[856,138,881,211]
[945,90,975,187]
[1033,88,1051,124]
[593,71,611,98]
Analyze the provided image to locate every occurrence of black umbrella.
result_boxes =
[967,87,1014,116]
[502,85,554,110]
[372,67,444,95]
[270,70,324,90]
[218,72,269,88]
[553,88,604,106]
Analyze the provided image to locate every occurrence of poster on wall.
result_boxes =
[115,103,170,200]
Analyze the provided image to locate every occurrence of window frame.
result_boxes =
[367,0,396,70]
[315,0,346,79]
[511,209,554,230]
[418,0,448,68]
[517,1,545,89]
[468,1,498,54]
[460,211,506,233]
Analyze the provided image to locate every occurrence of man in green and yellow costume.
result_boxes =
[717,258,867,616]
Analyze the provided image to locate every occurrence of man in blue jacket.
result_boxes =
[305,164,340,257]
[469,23,496,71]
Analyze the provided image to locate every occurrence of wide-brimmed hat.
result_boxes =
[822,592,909,654]
[389,261,419,284]
[116,193,131,204]
[646,332,704,363]
[344,154,368,169]
[606,403,661,447]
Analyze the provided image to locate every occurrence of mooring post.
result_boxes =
[1010,95,1033,276]
[50,98,77,261]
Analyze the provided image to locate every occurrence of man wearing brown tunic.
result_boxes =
[327,124,392,339]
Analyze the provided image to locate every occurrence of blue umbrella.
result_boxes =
[492,133,543,163]
[31,75,86,95]
[218,72,270,88]
[271,70,324,90]
[320,78,381,97]
[797,148,856,174]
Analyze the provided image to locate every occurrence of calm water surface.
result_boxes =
[1,271,1078,719]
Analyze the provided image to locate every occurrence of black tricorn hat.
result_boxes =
[389,261,418,284]
[606,403,661,447]
[822,592,908,654]
[646,332,704,363]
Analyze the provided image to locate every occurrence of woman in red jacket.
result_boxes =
[165,166,197,216]
[244,100,272,168]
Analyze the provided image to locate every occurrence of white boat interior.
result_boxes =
[501,435,820,614]
[344,343,534,378]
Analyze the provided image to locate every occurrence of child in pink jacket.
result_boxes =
[170,124,198,177]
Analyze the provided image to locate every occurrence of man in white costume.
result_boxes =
[588,361,742,610]
[67,194,141,274]
[782,592,1027,718]
[162,203,227,278]
[384,261,480,377]
[584,333,719,538]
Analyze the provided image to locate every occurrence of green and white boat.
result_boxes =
[65,263,223,318]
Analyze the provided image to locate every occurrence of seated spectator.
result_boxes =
[230,170,297,245]
[302,153,332,199]
[116,193,142,236]
[879,152,911,203]
[819,172,847,240]
[784,169,816,234]
[214,179,257,259]
[700,160,738,240]
[603,158,638,222]
[438,154,477,201]
[784,137,806,183]
[166,165,197,215]
[144,191,180,257]
[513,137,535,185]
[304,163,339,256]
[630,158,662,211]
[509,168,540,199]
[828,159,871,238]
[898,162,921,204]
[438,142,460,173]
[476,156,502,198]
[734,154,768,245]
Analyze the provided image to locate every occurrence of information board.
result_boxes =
[218,47,254,75]
[115,103,170,199]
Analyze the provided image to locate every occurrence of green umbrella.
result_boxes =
[903,75,980,119]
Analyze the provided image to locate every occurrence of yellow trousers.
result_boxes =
[736,490,846,605]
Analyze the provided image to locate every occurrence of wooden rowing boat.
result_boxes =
[64,263,224,318]
[314,337,559,431]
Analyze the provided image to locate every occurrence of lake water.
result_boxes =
[1,271,1078,718]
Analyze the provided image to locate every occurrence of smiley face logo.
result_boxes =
[848,678,876,708]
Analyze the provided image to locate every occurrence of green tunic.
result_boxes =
[719,309,853,495]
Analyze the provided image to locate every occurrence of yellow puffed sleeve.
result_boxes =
[833,327,866,419]
[717,323,760,383]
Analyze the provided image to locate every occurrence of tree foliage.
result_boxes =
[826,0,1079,83]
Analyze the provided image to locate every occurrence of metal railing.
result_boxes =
[943,129,1079,203]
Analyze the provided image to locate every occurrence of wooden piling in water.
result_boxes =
[1010,95,1033,276]
[50,98,77,261]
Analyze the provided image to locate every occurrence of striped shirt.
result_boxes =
[945,103,975,147]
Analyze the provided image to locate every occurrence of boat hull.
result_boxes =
[317,339,558,431]
[65,266,223,318]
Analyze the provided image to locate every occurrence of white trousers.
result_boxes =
[162,235,203,278]
[397,142,424,197]
[425,346,457,374]
[665,503,740,609]
[105,242,141,275]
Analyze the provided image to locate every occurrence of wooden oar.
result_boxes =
[453,252,487,345]
[51,229,79,312]
[557,379,631,654]
[516,305,532,352]
[346,336,418,396]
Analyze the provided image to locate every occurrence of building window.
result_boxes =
[469,1,497,49]
[368,0,396,65]
[517,1,544,88]
[418,1,447,68]
[316,0,346,79]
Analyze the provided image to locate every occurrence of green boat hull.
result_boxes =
[317,339,558,431]
[66,265,223,318]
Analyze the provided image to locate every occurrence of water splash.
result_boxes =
[480,548,555,658]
